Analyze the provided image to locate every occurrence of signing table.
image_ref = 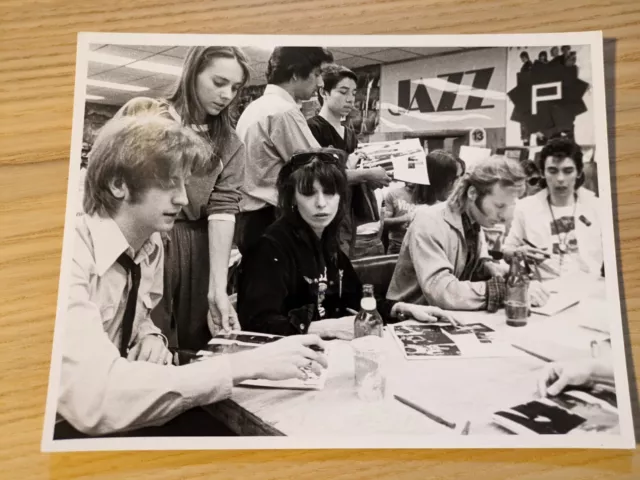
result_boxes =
[204,277,613,436]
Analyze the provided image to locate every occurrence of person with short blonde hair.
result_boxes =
[387,155,550,312]
[83,115,211,217]
[56,115,329,439]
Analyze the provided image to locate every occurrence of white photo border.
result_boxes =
[41,30,636,452]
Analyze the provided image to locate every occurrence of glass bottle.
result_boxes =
[505,251,530,327]
[354,284,383,338]
[353,284,386,401]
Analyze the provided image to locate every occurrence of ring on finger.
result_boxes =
[300,359,313,371]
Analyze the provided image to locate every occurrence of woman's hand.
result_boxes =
[393,302,460,326]
[308,316,354,340]
[207,290,241,335]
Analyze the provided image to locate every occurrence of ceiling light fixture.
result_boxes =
[89,52,131,66]
[89,52,182,76]
[86,94,105,100]
[86,79,149,92]
[129,60,182,76]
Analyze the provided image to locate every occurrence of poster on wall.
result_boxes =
[379,48,507,133]
[505,45,593,148]
[355,138,429,184]
[345,64,382,137]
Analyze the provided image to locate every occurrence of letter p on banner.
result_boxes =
[531,81,562,115]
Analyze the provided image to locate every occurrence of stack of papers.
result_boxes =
[196,330,329,390]
[389,322,524,360]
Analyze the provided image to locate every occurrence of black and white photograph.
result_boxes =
[40,31,635,451]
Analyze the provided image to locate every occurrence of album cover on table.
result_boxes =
[197,330,329,390]
[492,386,619,435]
[40,31,635,452]
[389,322,523,359]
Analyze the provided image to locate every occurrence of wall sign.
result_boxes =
[379,48,508,132]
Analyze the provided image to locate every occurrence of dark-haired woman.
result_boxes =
[237,148,456,338]
[116,46,250,351]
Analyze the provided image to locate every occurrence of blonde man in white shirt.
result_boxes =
[54,115,327,439]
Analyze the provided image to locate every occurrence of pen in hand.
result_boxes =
[522,239,551,258]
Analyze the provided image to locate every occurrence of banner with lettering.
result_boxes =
[378,48,508,133]
[505,45,594,147]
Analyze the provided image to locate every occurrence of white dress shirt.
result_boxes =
[56,213,233,436]
[236,84,320,212]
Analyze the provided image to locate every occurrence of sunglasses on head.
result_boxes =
[290,148,346,169]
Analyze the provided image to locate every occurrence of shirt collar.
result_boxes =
[264,84,299,107]
[166,103,209,133]
[461,210,480,233]
[85,214,162,277]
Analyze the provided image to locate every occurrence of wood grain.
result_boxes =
[1,0,638,478]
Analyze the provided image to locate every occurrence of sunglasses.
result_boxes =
[290,148,346,169]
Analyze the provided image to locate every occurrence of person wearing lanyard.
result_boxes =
[503,136,603,281]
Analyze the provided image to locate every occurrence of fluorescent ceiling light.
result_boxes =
[129,60,181,76]
[89,52,130,66]
[87,79,149,92]
[86,94,105,100]
[90,51,182,76]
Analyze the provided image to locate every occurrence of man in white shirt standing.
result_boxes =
[54,115,327,439]
[503,136,603,280]
[234,46,334,254]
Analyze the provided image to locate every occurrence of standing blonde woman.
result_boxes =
[116,46,250,351]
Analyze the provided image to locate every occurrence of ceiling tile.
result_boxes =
[163,46,190,59]
[90,68,150,83]
[93,45,155,61]
[120,44,174,54]
[338,56,378,69]
[400,46,465,56]
[248,61,266,77]
[241,45,274,63]
[128,74,178,90]
[139,53,186,68]
[327,49,353,61]
[87,62,116,76]
[364,49,420,63]
[248,73,267,86]
[332,47,387,56]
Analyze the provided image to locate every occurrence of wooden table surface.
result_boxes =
[1,0,638,478]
